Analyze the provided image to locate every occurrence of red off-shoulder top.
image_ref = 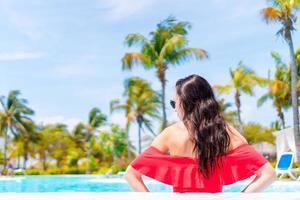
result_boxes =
[129,143,268,193]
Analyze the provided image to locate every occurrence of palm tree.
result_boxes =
[217,98,239,126]
[45,123,74,168]
[0,90,34,170]
[71,122,88,153]
[110,98,132,161]
[99,124,127,163]
[111,77,161,154]
[35,124,52,170]
[85,108,106,174]
[257,51,291,129]
[121,16,208,130]
[213,61,267,134]
[261,0,300,162]
[14,120,38,169]
[36,124,72,170]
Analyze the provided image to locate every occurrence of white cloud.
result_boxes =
[97,0,156,21]
[37,115,82,131]
[0,52,43,60]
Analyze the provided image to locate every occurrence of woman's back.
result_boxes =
[125,74,275,193]
[167,121,248,158]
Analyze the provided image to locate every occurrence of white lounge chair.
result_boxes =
[275,152,300,180]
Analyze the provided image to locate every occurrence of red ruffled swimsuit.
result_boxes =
[130,143,268,193]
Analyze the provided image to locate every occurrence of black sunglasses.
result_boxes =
[170,100,175,109]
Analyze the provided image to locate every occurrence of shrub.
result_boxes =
[97,166,110,174]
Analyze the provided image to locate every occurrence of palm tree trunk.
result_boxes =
[17,153,20,169]
[277,106,285,129]
[235,89,244,135]
[286,30,300,163]
[137,117,142,154]
[86,140,92,174]
[157,66,167,130]
[23,140,28,169]
[42,152,47,170]
[161,78,167,130]
[125,123,131,161]
[3,130,8,170]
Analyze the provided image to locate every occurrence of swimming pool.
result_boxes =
[0,175,299,192]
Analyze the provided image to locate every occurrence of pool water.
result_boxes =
[0,175,299,192]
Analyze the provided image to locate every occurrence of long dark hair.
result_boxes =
[175,74,231,179]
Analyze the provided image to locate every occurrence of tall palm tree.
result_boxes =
[110,98,132,161]
[45,123,73,168]
[0,90,34,170]
[71,122,88,153]
[257,51,291,129]
[261,0,300,162]
[85,108,106,174]
[121,16,208,130]
[213,61,267,134]
[35,124,52,170]
[99,124,127,163]
[13,120,38,169]
[217,98,239,126]
[111,77,161,154]
[36,124,72,170]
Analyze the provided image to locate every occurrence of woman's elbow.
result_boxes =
[124,165,142,181]
[257,164,277,181]
[267,169,277,181]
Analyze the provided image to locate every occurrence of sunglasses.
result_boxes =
[170,100,175,109]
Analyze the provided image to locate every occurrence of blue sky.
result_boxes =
[1,0,299,147]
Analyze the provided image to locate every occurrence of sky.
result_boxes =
[1,0,299,149]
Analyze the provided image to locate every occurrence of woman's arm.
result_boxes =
[241,162,277,192]
[123,165,150,192]
[123,127,171,192]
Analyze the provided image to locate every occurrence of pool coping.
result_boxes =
[0,192,300,200]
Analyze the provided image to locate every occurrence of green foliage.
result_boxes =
[88,156,97,172]
[97,166,110,174]
[26,169,42,175]
[243,123,276,144]
[67,149,81,168]
[110,164,120,174]
[14,171,26,176]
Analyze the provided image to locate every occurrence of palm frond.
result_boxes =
[124,33,149,47]
[169,47,208,65]
[122,52,153,70]
[213,84,233,94]
[261,7,282,23]
[158,35,187,62]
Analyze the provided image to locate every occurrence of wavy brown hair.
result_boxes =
[175,74,231,179]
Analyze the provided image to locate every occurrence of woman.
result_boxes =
[124,74,276,193]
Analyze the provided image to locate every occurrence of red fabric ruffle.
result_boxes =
[130,143,268,193]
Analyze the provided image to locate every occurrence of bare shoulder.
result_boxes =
[168,121,186,132]
[150,121,186,153]
[150,123,174,153]
[225,123,248,146]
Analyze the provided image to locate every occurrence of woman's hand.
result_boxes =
[124,164,150,192]
[241,162,277,192]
